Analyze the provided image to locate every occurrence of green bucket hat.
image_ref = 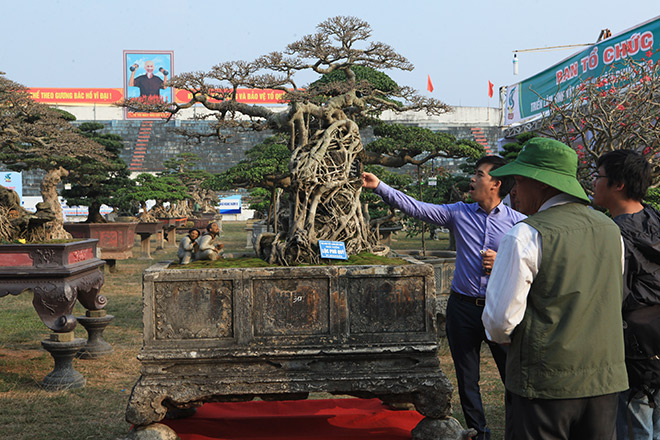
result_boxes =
[489,137,590,203]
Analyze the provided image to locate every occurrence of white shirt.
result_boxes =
[482,194,625,344]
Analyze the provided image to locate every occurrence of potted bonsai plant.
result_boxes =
[115,172,190,249]
[0,73,111,389]
[61,122,139,270]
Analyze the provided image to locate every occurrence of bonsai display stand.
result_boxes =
[0,239,108,389]
[76,310,114,359]
[41,332,87,390]
[135,222,164,259]
[125,259,462,439]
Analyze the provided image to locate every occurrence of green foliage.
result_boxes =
[365,123,485,167]
[162,152,217,209]
[207,134,291,191]
[645,187,660,212]
[115,173,188,213]
[362,165,413,222]
[500,132,535,161]
[311,65,399,93]
[246,187,271,214]
[62,123,133,220]
[51,108,77,121]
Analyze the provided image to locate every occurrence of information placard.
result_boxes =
[318,240,348,260]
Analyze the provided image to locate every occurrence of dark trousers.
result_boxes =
[446,292,509,440]
[510,391,618,440]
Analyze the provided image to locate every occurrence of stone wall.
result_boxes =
[7,117,504,197]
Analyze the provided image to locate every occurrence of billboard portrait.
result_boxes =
[123,50,174,119]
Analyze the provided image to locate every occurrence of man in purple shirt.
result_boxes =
[363,156,525,440]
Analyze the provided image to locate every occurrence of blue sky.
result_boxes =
[1,0,658,107]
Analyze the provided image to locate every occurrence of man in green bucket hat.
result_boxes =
[482,137,628,439]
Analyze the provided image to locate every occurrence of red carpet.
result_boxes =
[161,398,424,439]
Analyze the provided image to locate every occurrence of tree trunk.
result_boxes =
[265,119,377,265]
[417,166,426,257]
[86,201,106,223]
[41,167,72,240]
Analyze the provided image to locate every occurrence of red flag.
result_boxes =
[488,80,494,98]
[427,75,434,93]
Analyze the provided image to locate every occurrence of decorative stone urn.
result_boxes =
[125,258,462,439]
[0,239,107,389]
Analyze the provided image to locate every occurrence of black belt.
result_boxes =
[451,291,486,307]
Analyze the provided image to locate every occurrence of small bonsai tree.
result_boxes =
[0,73,107,240]
[62,122,134,222]
[115,173,189,222]
[161,153,218,215]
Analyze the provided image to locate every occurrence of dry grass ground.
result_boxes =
[0,222,505,440]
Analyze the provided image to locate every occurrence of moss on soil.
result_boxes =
[171,253,410,269]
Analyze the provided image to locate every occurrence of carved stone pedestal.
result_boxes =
[0,239,109,388]
[41,333,87,390]
[125,259,461,439]
[136,222,164,259]
[76,310,114,359]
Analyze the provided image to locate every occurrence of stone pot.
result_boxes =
[126,258,456,439]
[64,222,137,271]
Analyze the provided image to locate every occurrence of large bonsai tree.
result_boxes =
[124,16,450,265]
[62,122,133,222]
[0,73,107,239]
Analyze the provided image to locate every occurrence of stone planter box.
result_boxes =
[64,222,137,262]
[126,259,459,439]
[188,212,219,230]
[395,250,456,336]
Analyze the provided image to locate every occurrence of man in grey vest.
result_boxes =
[482,137,628,439]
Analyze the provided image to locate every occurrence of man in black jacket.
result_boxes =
[592,149,660,439]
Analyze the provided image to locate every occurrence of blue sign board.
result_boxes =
[318,240,348,260]
[1,172,22,203]
[218,195,241,214]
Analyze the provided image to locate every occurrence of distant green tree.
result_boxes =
[646,188,660,212]
[500,132,536,161]
[366,123,484,167]
[116,173,188,221]
[162,152,217,214]
[62,122,133,222]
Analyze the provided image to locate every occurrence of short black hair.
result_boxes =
[189,228,200,236]
[206,222,216,232]
[475,155,515,198]
[596,150,652,201]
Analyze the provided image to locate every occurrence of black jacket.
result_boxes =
[614,205,660,311]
